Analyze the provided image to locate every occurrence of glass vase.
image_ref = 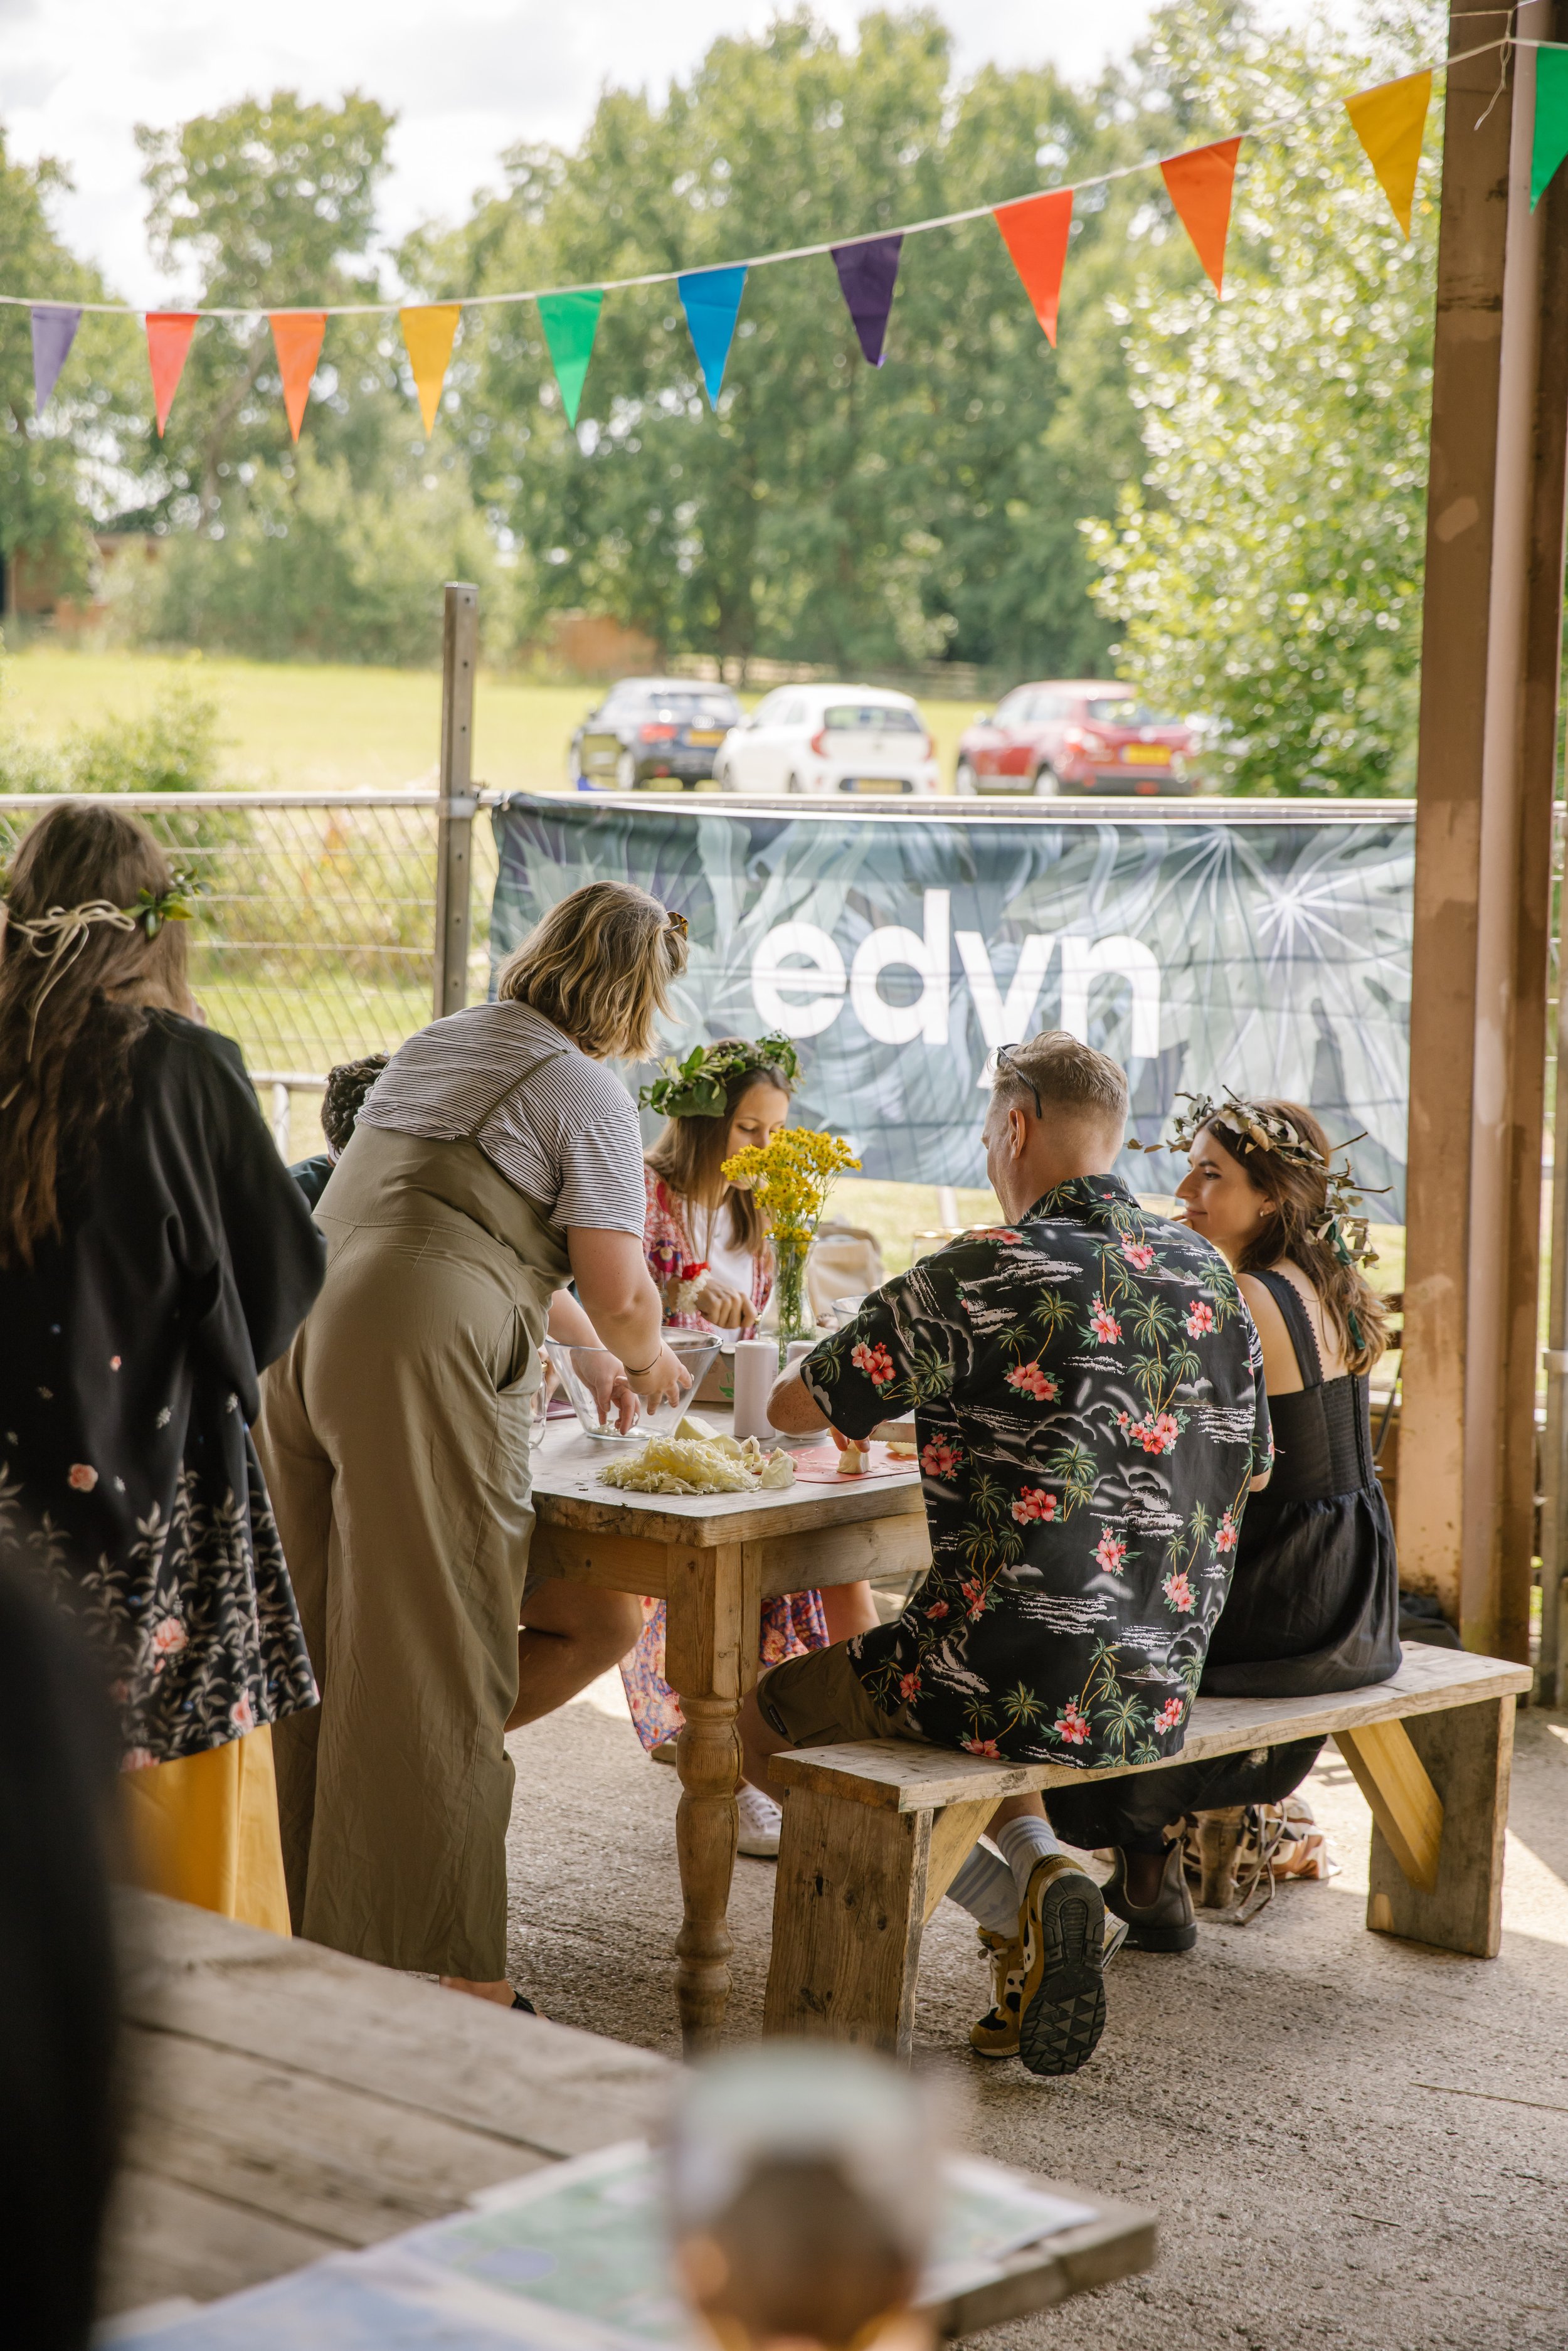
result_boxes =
[771,1229,813,1361]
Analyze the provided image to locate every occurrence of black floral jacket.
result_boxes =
[801,1175,1272,1767]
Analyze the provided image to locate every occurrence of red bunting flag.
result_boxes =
[146,313,198,437]
[1160,137,1243,295]
[270,312,327,442]
[992,188,1074,348]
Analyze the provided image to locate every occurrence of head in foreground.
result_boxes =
[0,802,196,1270]
[666,2045,937,2351]
[321,1052,389,1159]
[644,1034,799,1251]
[982,1031,1129,1220]
[495,880,690,1061]
[1175,1094,1386,1373]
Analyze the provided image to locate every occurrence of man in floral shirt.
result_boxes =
[743,1032,1271,2078]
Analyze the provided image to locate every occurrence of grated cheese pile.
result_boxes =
[598,1425,796,1497]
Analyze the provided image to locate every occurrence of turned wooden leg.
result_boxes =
[1359,1696,1515,1958]
[665,1542,758,2053]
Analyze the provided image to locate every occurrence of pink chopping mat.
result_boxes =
[789,1441,917,1482]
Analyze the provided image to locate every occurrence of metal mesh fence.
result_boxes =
[0,792,496,1160]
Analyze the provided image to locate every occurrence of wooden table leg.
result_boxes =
[1362,1695,1515,1957]
[665,1542,758,2052]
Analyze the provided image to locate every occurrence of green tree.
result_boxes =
[1084,1,1442,793]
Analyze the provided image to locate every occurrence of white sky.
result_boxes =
[0,0,1162,305]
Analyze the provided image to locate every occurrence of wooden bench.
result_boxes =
[762,1644,1532,2056]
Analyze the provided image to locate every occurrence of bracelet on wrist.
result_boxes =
[623,1351,661,1377]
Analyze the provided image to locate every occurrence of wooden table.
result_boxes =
[528,1414,931,2050]
[103,1893,1155,2334]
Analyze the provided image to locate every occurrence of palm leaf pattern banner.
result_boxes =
[489,798,1413,1215]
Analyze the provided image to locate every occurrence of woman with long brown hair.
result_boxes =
[0,802,326,1929]
[1046,1092,1399,1952]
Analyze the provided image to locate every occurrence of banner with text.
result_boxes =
[489,797,1414,1218]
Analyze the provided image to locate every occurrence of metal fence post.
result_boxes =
[433,581,479,1021]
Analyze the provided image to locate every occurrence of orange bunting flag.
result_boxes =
[1344,70,1432,236]
[1160,137,1243,295]
[993,188,1074,348]
[270,312,326,442]
[400,305,461,433]
[146,312,198,437]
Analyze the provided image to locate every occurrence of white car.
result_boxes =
[714,684,938,796]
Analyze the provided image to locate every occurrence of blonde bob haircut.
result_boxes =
[495,880,688,1061]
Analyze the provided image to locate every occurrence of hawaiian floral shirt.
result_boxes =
[800,1175,1273,1768]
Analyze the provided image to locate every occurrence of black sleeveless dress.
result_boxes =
[1046,1268,1401,1852]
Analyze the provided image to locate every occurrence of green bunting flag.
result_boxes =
[1532,45,1568,209]
[538,290,603,427]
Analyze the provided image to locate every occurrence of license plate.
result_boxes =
[852,777,901,792]
[1122,745,1171,766]
[687,729,725,746]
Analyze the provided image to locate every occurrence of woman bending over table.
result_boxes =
[257,881,689,2009]
[1047,1093,1399,1950]
[623,1036,879,1856]
[0,803,326,1930]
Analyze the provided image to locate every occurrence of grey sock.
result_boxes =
[945,1842,1020,1936]
[996,1813,1064,1901]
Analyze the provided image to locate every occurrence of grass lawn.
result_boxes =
[0,645,982,796]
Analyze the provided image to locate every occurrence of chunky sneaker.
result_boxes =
[735,1780,783,1859]
[1015,1854,1108,2076]
[972,1909,1127,2059]
[1103,1842,1198,1953]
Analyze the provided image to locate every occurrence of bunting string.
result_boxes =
[6,30,1540,443]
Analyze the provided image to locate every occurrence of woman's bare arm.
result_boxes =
[567,1228,687,1402]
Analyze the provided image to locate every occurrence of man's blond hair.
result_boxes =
[992,1031,1129,1133]
[496,881,688,1061]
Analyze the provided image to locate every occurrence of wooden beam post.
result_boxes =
[1399,6,1568,1660]
[433,581,479,1022]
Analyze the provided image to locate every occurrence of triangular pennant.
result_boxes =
[1160,137,1242,295]
[1344,70,1432,236]
[400,304,461,433]
[31,305,82,412]
[992,188,1074,348]
[1532,45,1568,209]
[536,290,602,427]
[830,235,903,367]
[677,266,747,405]
[269,312,326,443]
[146,313,198,438]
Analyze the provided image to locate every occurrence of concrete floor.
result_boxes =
[502,1686,1568,2351]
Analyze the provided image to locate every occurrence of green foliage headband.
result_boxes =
[1135,1086,1385,1271]
[640,1032,801,1120]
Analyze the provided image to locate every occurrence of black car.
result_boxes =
[571,679,743,791]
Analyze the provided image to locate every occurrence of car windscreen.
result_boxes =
[1084,698,1177,728]
[822,704,923,732]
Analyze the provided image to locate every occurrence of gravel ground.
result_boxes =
[503,1687,1568,2351]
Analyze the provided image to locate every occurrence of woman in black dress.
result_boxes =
[0,802,324,1927]
[1047,1093,1399,1946]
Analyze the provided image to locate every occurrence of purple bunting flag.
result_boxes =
[31,304,83,413]
[830,235,903,367]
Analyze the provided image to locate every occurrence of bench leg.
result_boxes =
[1358,1696,1515,1958]
[764,1793,933,2055]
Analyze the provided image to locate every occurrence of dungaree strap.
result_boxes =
[460,1042,572,1144]
[1251,1268,1325,1389]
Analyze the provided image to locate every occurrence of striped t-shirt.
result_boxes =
[358,1000,647,1234]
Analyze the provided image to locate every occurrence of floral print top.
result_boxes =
[642,1167,771,1332]
[800,1175,1272,1768]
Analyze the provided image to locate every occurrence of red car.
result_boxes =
[954,679,1197,797]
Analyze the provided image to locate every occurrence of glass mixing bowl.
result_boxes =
[544,1332,719,1443]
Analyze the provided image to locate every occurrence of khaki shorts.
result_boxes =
[756,1640,924,1748]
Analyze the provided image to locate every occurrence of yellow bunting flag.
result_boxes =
[269,312,326,442]
[401,305,461,433]
[1344,70,1432,237]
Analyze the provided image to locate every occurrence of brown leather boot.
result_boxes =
[1103,1841,1197,1952]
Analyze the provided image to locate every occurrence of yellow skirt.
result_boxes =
[122,1726,292,1935]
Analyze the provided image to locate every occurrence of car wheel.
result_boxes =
[616,749,637,790]
[955,760,977,795]
[1032,763,1062,797]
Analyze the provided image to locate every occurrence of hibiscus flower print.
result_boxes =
[1163,1567,1195,1613]
[977,1229,1022,1244]
[1088,1297,1121,1344]
[1155,1696,1185,1733]
[1011,1485,1057,1525]
[851,1339,896,1388]
[963,1736,1003,1758]
[898,1671,921,1702]
[1005,1359,1059,1402]
[924,1599,950,1620]
[1186,1299,1216,1337]
[67,1462,98,1492]
[1215,1510,1239,1553]
[1094,1530,1128,1573]
[1054,1701,1091,1746]
[1127,1412,1182,1457]
[1120,1238,1155,1271]
[921,1437,964,1479]
[960,1578,988,1620]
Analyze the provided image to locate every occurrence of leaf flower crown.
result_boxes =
[1135,1086,1385,1271]
[639,1032,801,1120]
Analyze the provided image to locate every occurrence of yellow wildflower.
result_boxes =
[721,1127,860,1240]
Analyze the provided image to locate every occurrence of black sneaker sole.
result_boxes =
[1017,1869,1108,2078]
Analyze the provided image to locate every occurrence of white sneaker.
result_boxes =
[736,1781,783,1858]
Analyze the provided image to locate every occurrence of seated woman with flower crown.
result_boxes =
[619,1035,878,1857]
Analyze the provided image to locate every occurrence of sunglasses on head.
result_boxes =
[995,1043,1042,1118]
[665,910,689,940]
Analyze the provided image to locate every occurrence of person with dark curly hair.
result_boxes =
[289,1052,389,1209]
